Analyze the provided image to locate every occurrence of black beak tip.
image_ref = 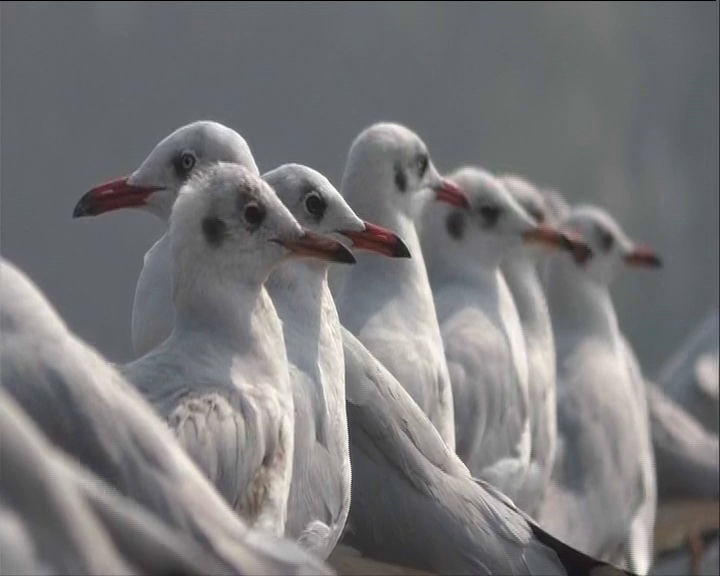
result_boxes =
[393,236,412,259]
[72,193,93,218]
[336,244,357,265]
[651,255,663,268]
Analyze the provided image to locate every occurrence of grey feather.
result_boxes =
[0,257,334,576]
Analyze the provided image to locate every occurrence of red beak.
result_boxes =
[524,225,593,264]
[72,176,164,218]
[433,179,470,209]
[624,246,662,268]
[341,221,411,258]
[274,230,356,264]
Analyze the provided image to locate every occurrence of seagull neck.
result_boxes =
[265,259,329,336]
[172,269,265,346]
[424,229,502,289]
[501,256,553,344]
[545,255,619,341]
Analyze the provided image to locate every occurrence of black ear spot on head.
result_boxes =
[446,211,465,241]
[394,163,407,193]
[598,227,614,252]
[202,216,227,248]
[527,205,546,224]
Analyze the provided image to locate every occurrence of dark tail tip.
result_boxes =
[530,523,639,576]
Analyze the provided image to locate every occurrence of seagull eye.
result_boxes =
[598,228,614,252]
[416,154,429,178]
[479,205,501,227]
[304,191,326,219]
[244,202,266,228]
[180,151,196,172]
[527,205,546,224]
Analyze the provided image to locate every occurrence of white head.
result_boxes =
[263,163,411,259]
[169,163,355,289]
[340,122,469,225]
[499,174,585,263]
[422,166,586,271]
[73,121,259,221]
[539,186,572,226]
[553,204,662,286]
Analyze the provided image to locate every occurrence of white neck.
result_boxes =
[501,255,554,346]
[266,259,331,371]
[172,259,266,348]
[545,254,619,342]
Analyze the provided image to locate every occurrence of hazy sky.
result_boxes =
[1,2,718,372]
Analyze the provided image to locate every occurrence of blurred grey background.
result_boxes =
[1,2,718,370]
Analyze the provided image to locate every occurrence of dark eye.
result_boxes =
[244,202,266,228]
[180,151,196,172]
[394,164,407,193]
[527,206,546,224]
[304,191,326,219]
[598,227,614,252]
[416,154,429,178]
[479,205,501,227]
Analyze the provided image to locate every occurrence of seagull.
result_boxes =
[341,324,633,576]
[656,309,719,435]
[121,163,354,536]
[263,163,410,559]
[538,204,659,573]
[496,173,568,517]
[72,120,260,357]
[0,388,231,576]
[645,379,719,501]
[0,257,334,575]
[419,166,584,504]
[331,122,469,449]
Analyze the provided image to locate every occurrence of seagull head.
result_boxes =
[169,163,355,287]
[421,166,586,271]
[264,163,411,260]
[72,121,258,222]
[557,205,662,285]
[340,122,469,227]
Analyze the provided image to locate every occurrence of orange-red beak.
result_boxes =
[624,246,662,268]
[72,176,164,218]
[275,230,356,264]
[524,225,593,263]
[432,179,470,209]
[341,221,411,258]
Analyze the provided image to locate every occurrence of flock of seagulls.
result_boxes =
[1,119,717,576]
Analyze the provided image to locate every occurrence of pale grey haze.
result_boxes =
[1,2,718,373]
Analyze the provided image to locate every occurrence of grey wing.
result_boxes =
[167,390,270,518]
[342,328,569,576]
[0,504,56,576]
[0,258,335,576]
[287,371,350,558]
[646,380,719,499]
[0,390,135,576]
[541,363,643,559]
[656,308,719,434]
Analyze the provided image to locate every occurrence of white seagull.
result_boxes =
[72,120,260,358]
[0,257,333,575]
[656,309,719,435]
[263,163,409,559]
[121,163,355,536]
[419,166,583,504]
[0,388,231,575]
[331,122,469,449]
[497,174,584,517]
[340,324,633,576]
[539,205,660,574]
